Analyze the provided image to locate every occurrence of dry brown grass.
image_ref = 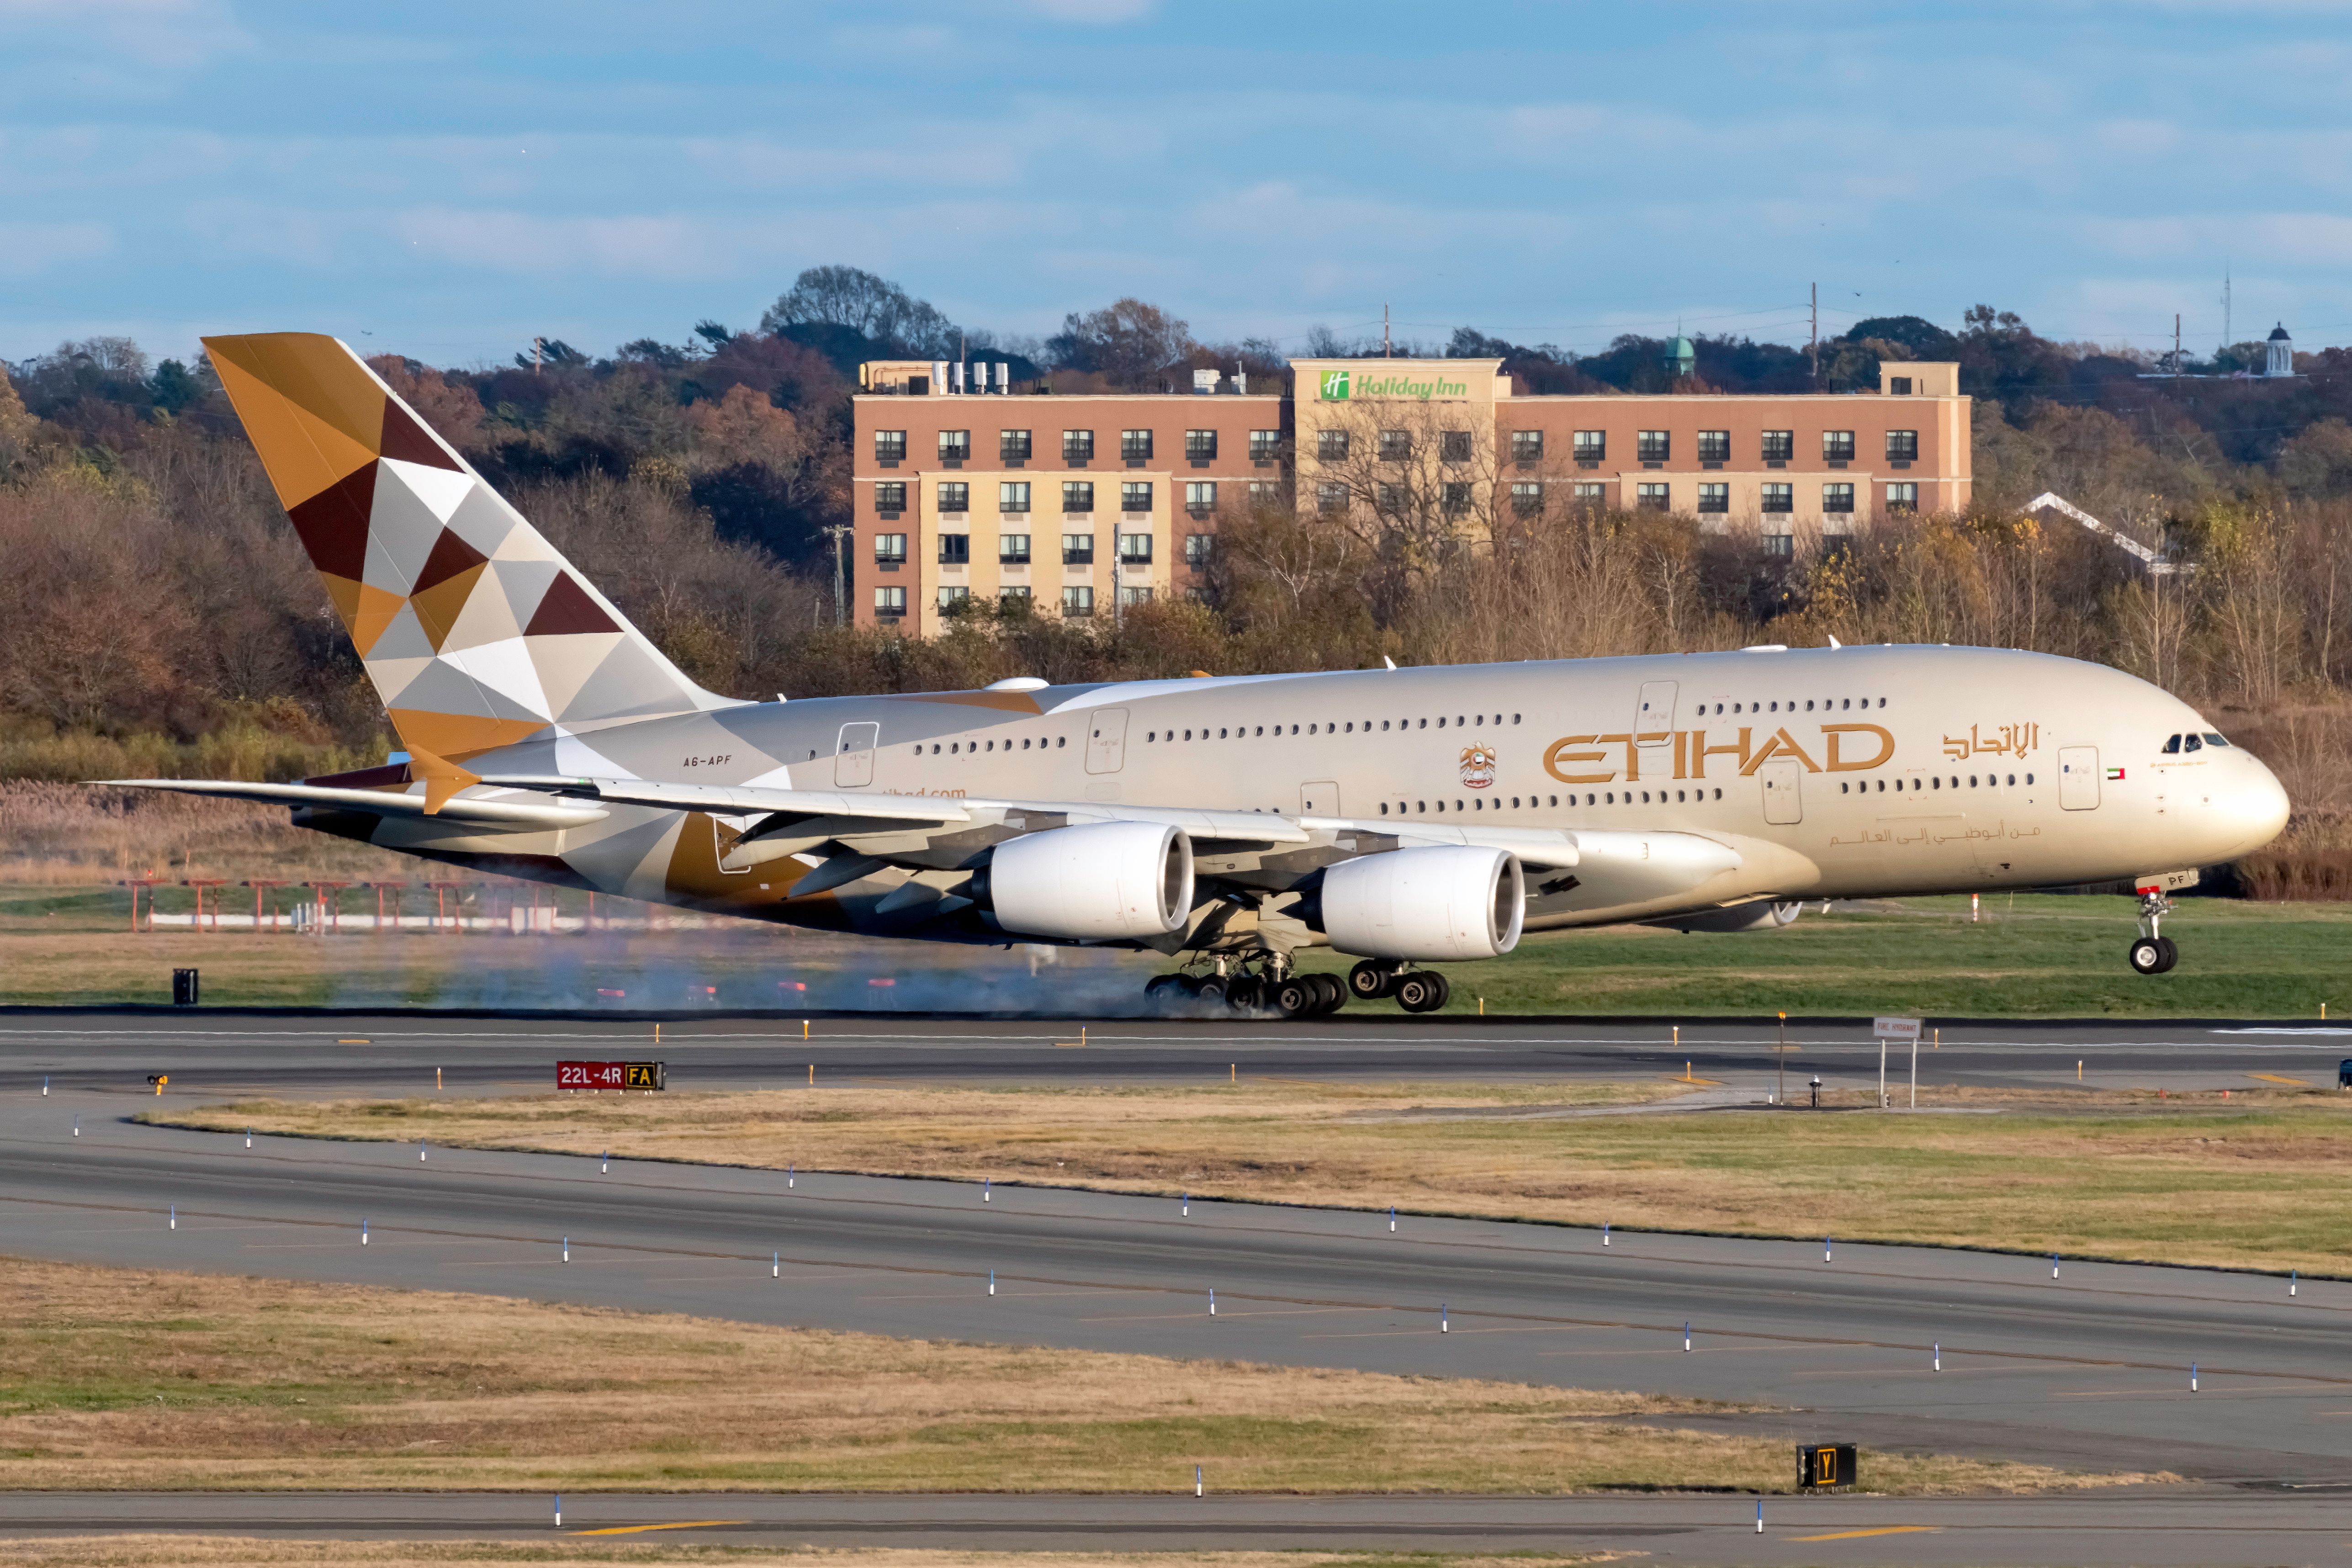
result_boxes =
[0,1546,1621,1568]
[162,1080,2352,1273]
[0,1259,2120,1498]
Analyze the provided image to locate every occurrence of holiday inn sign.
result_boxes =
[1318,367,1471,401]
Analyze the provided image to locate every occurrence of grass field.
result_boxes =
[159,1078,2352,1274]
[0,1547,1609,1568]
[9,883,2352,1017]
[0,1259,2108,1498]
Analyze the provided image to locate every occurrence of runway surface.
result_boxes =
[12,1488,2352,1564]
[7,1008,2352,1557]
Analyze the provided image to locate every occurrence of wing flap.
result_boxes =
[98,778,608,830]
[479,773,973,829]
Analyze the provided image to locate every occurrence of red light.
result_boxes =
[868,977,896,987]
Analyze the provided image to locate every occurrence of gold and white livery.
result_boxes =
[111,334,2290,1014]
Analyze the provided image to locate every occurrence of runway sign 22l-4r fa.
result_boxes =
[556,1060,666,1092]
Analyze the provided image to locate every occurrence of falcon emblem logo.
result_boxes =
[1459,744,1497,789]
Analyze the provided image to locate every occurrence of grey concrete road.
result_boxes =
[7,1488,2352,1563]
[3,1083,2351,1487]
[2,1007,2349,1097]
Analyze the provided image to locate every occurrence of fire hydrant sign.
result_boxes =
[1872,1017,1922,1042]
[557,1060,665,1091]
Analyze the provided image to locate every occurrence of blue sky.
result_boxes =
[4,0,2349,368]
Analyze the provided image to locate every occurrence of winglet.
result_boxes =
[407,745,481,815]
[1383,656,1398,671]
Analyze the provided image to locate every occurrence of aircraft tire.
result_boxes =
[1144,974,1184,998]
[1224,975,1263,1012]
[1348,960,1395,1000]
[2128,937,2167,975]
[1430,972,1452,1009]
[2155,936,2179,972]
[1394,973,1443,1013]
[1193,976,1227,1003]
[1308,973,1345,1012]
[1271,977,1317,1017]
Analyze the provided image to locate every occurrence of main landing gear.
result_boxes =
[1144,956,1348,1017]
[2129,886,2180,975]
[1347,960,1452,1014]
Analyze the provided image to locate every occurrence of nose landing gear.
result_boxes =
[2129,887,2180,974]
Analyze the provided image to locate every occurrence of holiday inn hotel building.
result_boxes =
[852,355,1970,632]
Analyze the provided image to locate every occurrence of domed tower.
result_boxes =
[2266,323,2294,378]
[1663,334,1696,380]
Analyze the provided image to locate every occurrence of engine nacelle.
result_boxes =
[1319,846,1525,961]
[979,821,1194,942]
[1647,899,1803,934]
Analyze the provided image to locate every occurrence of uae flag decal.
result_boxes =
[2105,767,2126,780]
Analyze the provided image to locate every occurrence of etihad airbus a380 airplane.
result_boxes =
[116,334,2292,1014]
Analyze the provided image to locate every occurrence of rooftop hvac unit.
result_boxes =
[931,360,948,395]
[1193,368,1219,394]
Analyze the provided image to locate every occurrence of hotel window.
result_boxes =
[938,585,970,611]
[1185,533,1213,566]
[1248,479,1282,504]
[874,585,906,615]
[937,482,969,513]
[1121,481,1154,514]
[1063,429,1094,461]
[1378,429,1412,461]
[1763,534,1794,559]
[1185,429,1217,459]
[1440,430,1472,463]
[1317,482,1348,514]
[999,533,1031,564]
[1441,482,1472,516]
[1061,585,1095,618]
[1637,429,1670,462]
[1887,482,1919,514]
[1318,429,1350,461]
[1760,430,1794,462]
[874,429,906,462]
[1636,482,1670,512]
[999,481,1031,513]
[1573,429,1605,462]
[1511,480,1544,517]
[1120,429,1153,460]
[1696,429,1731,462]
[1697,482,1729,514]
[1823,429,1856,462]
[1249,429,1281,461]
[1571,481,1607,508]
[1760,482,1793,514]
[1118,532,1152,565]
[938,429,970,461]
[875,481,906,514]
[1886,429,1919,461]
[1890,375,1914,395]
[1119,585,1153,606]
[1185,481,1216,513]
[1376,482,1404,512]
[999,429,1032,461]
[1511,430,1544,462]
[999,585,1032,609]
[1823,482,1856,514]
[873,533,907,564]
[1062,533,1094,565]
[938,533,969,565]
[1062,480,1094,513]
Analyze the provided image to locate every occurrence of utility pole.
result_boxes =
[1383,304,1391,359]
[1808,284,1818,388]
[2222,265,2232,352]
[2174,313,2182,376]
[533,336,543,376]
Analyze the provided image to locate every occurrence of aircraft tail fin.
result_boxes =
[202,332,734,763]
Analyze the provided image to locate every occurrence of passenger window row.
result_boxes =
[1144,713,1523,743]
[1696,696,1884,715]
[1840,773,2031,793]
[908,736,1069,756]
[1380,788,1726,817]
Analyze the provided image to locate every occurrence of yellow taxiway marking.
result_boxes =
[337,1039,371,1044]
[2249,1072,2310,1086]
[569,1520,748,1536]
[1786,1526,1939,1541]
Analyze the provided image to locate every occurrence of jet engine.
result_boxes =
[1318,845,1525,961]
[977,821,1195,941]
[1646,899,1803,934]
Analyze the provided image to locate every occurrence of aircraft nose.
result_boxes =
[2225,754,2291,853]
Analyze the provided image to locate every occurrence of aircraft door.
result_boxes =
[1085,708,1130,775]
[2058,746,2100,810]
[1301,780,1340,815]
[1759,757,1803,825]
[1635,680,1678,761]
[833,722,879,788]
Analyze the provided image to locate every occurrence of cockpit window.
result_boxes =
[2161,734,2181,753]
[2182,734,2203,752]
[2203,732,2230,747]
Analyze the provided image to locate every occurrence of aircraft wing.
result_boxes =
[480,774,974,831]
[98,778,609,831]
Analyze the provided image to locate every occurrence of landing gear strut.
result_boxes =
[2129,888,2179,975]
